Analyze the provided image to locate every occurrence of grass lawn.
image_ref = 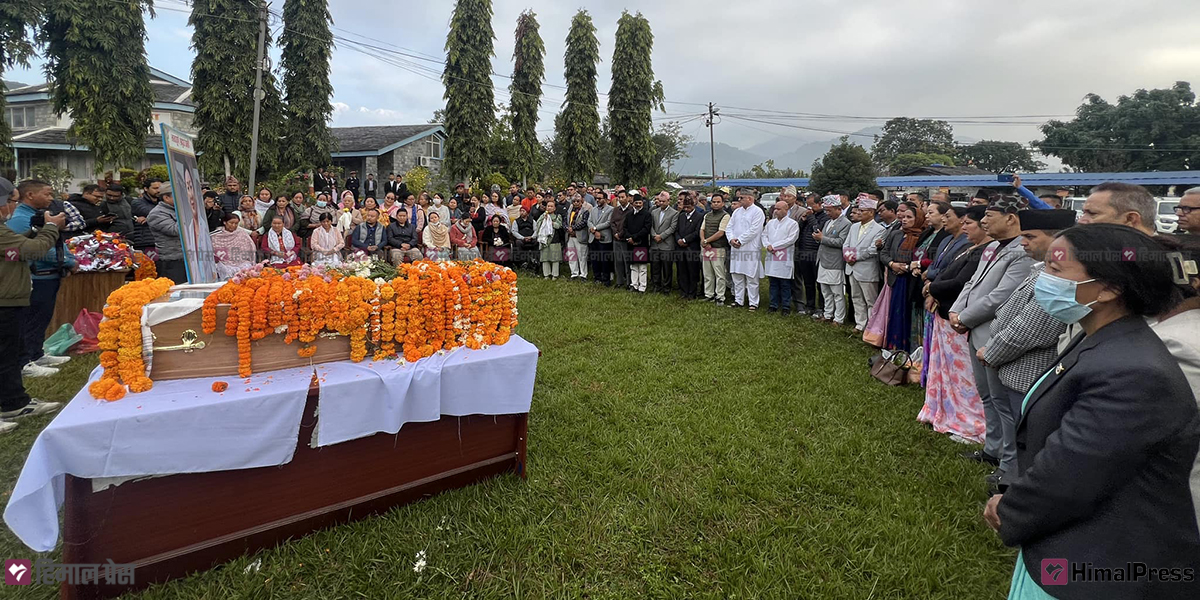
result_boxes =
[1,274,1015,599]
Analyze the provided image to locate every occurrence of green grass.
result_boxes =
[1,275,1015,599]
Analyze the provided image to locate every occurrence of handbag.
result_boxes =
[862,280,893,347]
[870,350,911,386]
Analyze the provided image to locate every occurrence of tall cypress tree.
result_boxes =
[607,11,663,185]
[40,0,154,169]
[556,9,600,184]
[191,0,284,180]
[0,0,41,165]
[280,0,335,171]
[442,0,495,182]
[508,10,544,186]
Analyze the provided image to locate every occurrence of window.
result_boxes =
[5,105,38,130]
[17,156,36,180]
[423,135,443,159]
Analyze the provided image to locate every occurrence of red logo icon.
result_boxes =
[1041,559,1068,586]
[4,559,32,585]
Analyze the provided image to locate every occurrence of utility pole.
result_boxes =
[706,102,719,188]
[247,1,269,194]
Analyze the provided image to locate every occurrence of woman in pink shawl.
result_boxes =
[211,212,258,279]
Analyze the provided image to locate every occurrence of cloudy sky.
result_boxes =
[10,0,1200,151]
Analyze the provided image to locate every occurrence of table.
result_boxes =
[46,270,128,337]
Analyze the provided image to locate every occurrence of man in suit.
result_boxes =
[649,191,679,294]
[842,196,887,331]
[565,194,591,279]
[977,208,1076,491]
[813,196,851,324]
[313,167,328,194]
[949,194,1034,477]
[674,193,704,299]
[364,173,378,200]
[344,170,360,201]
[794,193,827,315]
[611,190,634,289]
[588,192,614,285]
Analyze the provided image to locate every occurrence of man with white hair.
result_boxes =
[812,195,851,324]
[842,195,887,331]
[727,188,766,310]
[763,200,800,314]
[1175,186,1200,236]
[1077,182,1156,236]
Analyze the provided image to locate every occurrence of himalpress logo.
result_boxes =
[1041,559,1195,586]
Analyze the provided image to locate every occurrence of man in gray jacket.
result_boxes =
[649,191,679,294]
[588,194,613,285]
[978,208,1076,491]
[949,194,1034,478]
[147,188,187,284]
[565,194,591,280]
[813,196,852,324]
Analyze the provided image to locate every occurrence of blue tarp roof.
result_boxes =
[716,171,1200,189]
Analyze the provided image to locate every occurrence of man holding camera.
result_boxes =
[7,179,77,379]
[0,178,65,432]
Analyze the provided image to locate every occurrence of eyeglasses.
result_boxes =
[1175,205,1198,215]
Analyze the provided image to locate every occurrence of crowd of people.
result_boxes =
[2,167,1200,597]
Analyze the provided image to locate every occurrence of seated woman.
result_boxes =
[261,216,302,267]
[261,195,300,237]
[485,215,512,264]
[422,211,451,262]
[310,212,344,266]
[211,212,257,280]
[234,195,261,243]
[987,224,1200,600]
[450,214,480,261]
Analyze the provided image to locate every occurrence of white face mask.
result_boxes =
[433,198,443,206]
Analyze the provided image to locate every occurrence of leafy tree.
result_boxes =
[191,0,285,180]
[442,0,495,182]
[556,10,600,183]
[808,137,877,195]
[487,103,515,178]
[730,159,806,180]
[871,117,955,175]
[429,108,445,124]
[651,120,692,176]
[280,0,336,170]
[0,0,42,164]
[1035,82,1200,172]
[889,152,957,174]
[41,0,154,170]
[607,11,663,186]
[955,140,1045,173]
[30,162,72,195]
[403,165,431,194]
[509,10,544,186]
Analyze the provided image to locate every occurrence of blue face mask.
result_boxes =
[316,201,327,208]
[1034,272,1098,324]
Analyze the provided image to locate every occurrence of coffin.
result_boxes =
[148,301,351,381]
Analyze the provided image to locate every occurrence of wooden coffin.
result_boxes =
[148,302,351,381]
[60,385,529,600]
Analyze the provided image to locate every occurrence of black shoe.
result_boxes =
[962,450,1000,467]
[767,307,778,313]
[781,309,791,316]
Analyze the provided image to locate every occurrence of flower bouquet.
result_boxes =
[68,231,135,272]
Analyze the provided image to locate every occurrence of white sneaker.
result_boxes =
[22,362,59,378]
[0,399,62,419]
[35,355,71,367]
[0,421,16,434]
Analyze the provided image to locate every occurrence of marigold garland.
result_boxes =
[94,262,518,398]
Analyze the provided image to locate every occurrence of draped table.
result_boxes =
[4,336,538,599]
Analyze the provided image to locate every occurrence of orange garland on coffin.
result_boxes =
[90,277,175,400]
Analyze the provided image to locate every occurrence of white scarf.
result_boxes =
[266,228,296,263]
[536,214,555,246]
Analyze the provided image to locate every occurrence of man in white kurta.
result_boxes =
[727,189,766,309]
[762,200,800,314]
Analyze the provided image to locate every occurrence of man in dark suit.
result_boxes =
[674,193,703,299]
[344,170,360,201]
[364,173,378,200]
[313,167,328,194]
[649,191,678,294]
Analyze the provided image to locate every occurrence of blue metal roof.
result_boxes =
[718,171,1200,189]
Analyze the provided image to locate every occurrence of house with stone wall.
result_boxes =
[330,124,445,182]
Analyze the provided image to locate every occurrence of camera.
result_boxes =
[28,209,46,228]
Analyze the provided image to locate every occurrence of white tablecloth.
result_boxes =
[4,336,538,552]
[314,336,539,446]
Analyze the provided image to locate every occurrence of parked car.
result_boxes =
[757,192,781,212]
[1156,198,1180,233]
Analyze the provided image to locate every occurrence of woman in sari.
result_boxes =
[450,215,480,261]
[234,195,261,243]
[911,201,952,376]
[883,202,927,352]
[211,212,258,280]
[421,211,451,261]
[310,212,344,266]
[918,205,990,443]
[485,215,512,265]
[261,195,299,237]
[261,216,303,267]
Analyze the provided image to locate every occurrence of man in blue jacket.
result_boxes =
[7,179,77,378]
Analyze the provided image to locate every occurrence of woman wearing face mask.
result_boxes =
[985,224,1200,600]
[260,195,300,237]
[301,192,338,243]
[919,205,990,443]
[427,192,450,224]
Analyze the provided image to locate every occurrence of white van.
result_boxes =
[1155,198,1180,234]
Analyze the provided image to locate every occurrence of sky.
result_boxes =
[9,0,1200,153]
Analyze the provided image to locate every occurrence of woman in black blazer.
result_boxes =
[985,224,1200,600]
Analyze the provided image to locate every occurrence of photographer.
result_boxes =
[102,184,135,236]
[5,178,77,380]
